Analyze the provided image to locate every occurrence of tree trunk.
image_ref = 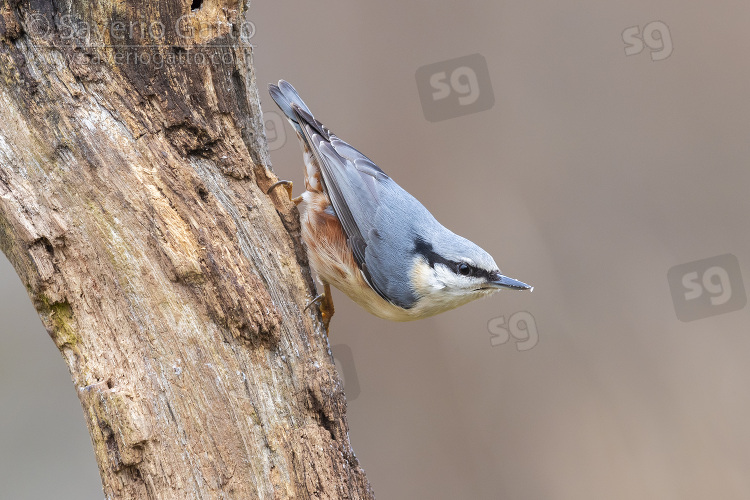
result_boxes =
[0,1,373,498]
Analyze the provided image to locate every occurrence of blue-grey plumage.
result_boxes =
[268,80,531,323]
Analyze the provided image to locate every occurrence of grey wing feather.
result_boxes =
[290,104,395,303]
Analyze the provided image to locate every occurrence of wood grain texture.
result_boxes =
[0,1,374,498]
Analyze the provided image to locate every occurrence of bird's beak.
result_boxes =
[489,273,533,291]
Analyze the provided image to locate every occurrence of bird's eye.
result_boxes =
[457,263,471,276]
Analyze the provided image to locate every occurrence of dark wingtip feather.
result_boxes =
[268,79,314,126]
[267,81,295,122]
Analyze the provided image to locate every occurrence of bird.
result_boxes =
[267,80,531,332]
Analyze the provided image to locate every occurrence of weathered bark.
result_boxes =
[0,1,373,498]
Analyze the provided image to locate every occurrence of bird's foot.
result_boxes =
[267,180,302,205]
[320,283,335,335]
[305,283,335,336]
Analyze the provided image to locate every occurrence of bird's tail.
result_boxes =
[268,80,313,136]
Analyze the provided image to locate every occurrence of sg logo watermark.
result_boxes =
[622,21,673,61]
[331,344,360,401]
[668,254,746,322]
[263,110,287,151]
[488,311,538,351]
[415,53,495,122]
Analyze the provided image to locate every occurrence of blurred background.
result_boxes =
[3,1,750,498]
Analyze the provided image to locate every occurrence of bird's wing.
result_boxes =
[291,104,394,302]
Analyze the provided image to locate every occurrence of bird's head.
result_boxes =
[410,234,531,316]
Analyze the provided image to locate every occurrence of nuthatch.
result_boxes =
[267,80,531,331]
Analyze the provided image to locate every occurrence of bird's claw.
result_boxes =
[319,283,335,335]
[267,180,302,205]
[304,283,335,336]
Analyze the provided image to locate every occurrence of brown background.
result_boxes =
[2,1,750,498]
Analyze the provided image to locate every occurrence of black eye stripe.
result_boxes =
[414,237,452,268]
[472,267,493,281]
[414,237,493,280]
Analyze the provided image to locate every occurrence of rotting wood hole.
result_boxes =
[100,420,118,458]
[34,236,54,255]
[318,405,336,441]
